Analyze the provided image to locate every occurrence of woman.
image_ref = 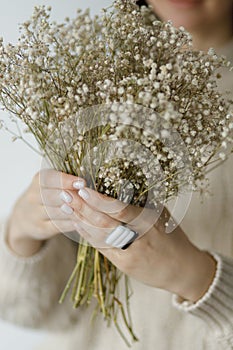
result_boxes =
[0,0,233,349]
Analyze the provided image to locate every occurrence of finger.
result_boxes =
[73,222,97,246]
[72,210,118,244]
[73,222,132,259]
[72,212,141,250]
[32,219,76,240]
[50,219,77,235]
[43,204,75,220]
[64,191,120,229]
[40,188,70,206]
[43,196,118,226]
[39,169,86,190]
[66,190,132,248]
[77,187,141,221]
[77,187,160,229]
[73,220,115,248]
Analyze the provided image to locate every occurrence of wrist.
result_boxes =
[173,248,217,303]
[6,219,44,257]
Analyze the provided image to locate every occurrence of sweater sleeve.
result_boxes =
[172,252,233,348]
[0,221,80,330]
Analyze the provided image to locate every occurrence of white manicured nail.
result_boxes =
[61,203,73,215]
[59,191,72,203]
[78,188,90,200]
[73,180,85,190]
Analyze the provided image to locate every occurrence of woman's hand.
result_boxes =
[61,186,216,303]
[7,170,85,257]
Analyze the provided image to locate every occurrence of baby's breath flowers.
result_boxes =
[0,0,233,346]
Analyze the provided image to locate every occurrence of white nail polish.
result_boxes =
[73,181,85,190]
[78,188,90,200]
[61,203,73,215]
[59,191,72,203]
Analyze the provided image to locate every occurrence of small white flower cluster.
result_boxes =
[0,0,232,206]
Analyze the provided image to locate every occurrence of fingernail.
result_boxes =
[59,191,73,203]
[61,203,73,215]
[73,180,85,190]
[78,188,90,200]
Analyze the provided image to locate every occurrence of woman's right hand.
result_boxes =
[6,170,85,257]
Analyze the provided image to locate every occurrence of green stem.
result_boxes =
[59,262,80,304]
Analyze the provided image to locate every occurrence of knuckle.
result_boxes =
[46,221,60,236]
[40,219,49,233]
[39,169,60,188]
[32,171,40,183]
[34,219,51,237]
[73,196,83,213]
[61,221,74,233]
[43,205,53,219]
[51,220,65,234]
[25,188,38,205]
[30,172,40,191]
[113,208,125,221]
[40,188,49,206]
[94,215,109,228]
[60,172,69,188]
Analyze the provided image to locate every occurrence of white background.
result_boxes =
[0,1,111,349]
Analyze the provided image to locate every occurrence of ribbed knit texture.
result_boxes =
[0,223,79,331]
[173,253,233,348]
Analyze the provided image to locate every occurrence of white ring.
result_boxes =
[105,225,139,249]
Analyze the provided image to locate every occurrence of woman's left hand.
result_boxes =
[60,185,216,303]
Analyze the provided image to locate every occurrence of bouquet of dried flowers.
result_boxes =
[0,0,232,345]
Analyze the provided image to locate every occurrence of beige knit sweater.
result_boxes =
[0,41,233,350]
